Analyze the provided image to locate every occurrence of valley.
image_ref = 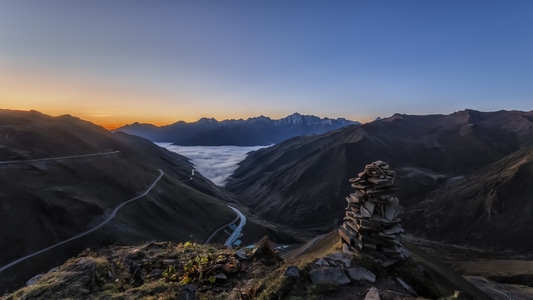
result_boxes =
[4,1,532,298]
[1,109,533,298]
[0,110,298,293]
[157,143,266,186]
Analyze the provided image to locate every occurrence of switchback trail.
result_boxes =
[0,169,164,273]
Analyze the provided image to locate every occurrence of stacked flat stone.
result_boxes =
[339,160,408,266]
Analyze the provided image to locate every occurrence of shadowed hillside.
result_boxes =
[0,110,297,292]
[418,146,533,250]
[226,109,533,251]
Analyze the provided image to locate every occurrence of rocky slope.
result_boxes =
[2,234,487,300]
[226,109,533,251]
[116,113,358,146]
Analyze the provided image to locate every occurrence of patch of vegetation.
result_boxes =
[1,234,465,299]
[2,241,248,299]
[4,238,304,300]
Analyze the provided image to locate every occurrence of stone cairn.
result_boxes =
[339,160,408,267]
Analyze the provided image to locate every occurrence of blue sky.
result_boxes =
[1,1,532,127]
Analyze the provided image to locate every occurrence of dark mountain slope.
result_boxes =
[0,110,121,159]
[0,110,295,291]
[226,110,533,249]
[418,146,533,250]
[116,113,358,146]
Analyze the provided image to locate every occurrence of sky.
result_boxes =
[1,1,532,129]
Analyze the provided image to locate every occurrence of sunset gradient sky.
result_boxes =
[1,1,532,129]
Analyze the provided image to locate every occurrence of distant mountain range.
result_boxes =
[115,113,359,146]
[226,109,533,252]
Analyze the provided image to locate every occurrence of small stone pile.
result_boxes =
[339,161,408,266]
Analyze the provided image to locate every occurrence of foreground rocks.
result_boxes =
[311,252,375,285]
[307,249,430,300]
[3,235,449,300]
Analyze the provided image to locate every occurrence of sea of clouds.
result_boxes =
[157,143,266,186]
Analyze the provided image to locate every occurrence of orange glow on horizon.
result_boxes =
[1,108,369,131]
[66,112,364,130]
[0,65,212,129]
[84,115,192,131]
[1,65,367,130]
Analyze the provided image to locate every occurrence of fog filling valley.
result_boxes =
[158,143,266,186]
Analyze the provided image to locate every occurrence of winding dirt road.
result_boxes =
[0,169,164,273]
[0,151,121,165]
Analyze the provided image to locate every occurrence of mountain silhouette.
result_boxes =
[116,113,358,145]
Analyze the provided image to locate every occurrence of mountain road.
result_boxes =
[0,151,121,165]
[224,206,246,248]
[204,205,246,248]
[0,169,164,273]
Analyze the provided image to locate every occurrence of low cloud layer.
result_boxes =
[158,143,265,186]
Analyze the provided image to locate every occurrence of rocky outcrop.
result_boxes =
[339,161,408,266]
[307,250,425,299]
[310,251,376,286]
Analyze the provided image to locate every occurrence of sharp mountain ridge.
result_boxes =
[116,112,358,146]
